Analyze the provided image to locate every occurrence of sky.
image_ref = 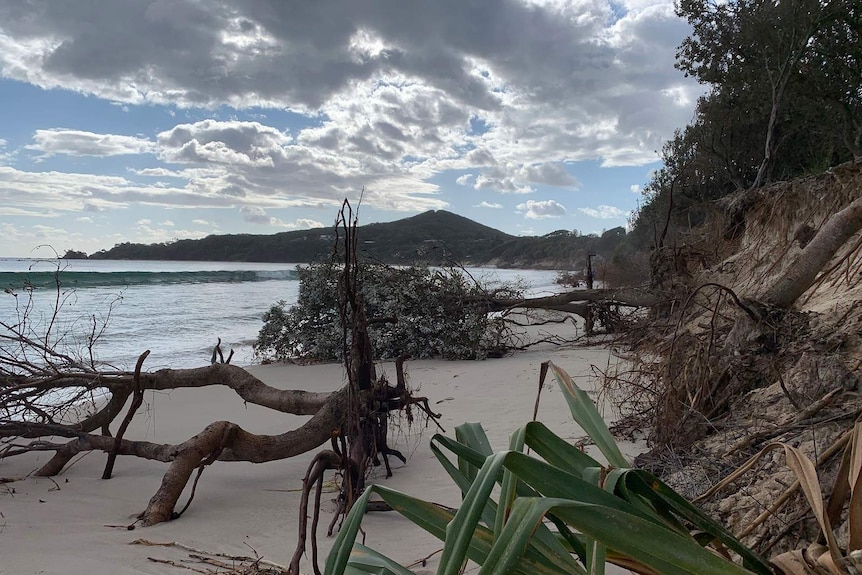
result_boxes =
[0,0,702,258]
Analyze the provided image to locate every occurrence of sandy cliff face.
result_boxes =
[625,160,862,555]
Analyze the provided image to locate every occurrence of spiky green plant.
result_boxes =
[324,361,774,575]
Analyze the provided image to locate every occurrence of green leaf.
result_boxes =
[429,440,499,528]
[455,423,493,483]
[431,428,583,574]
[372,484,575,575]
[500,451,661,525]
[523,421,602,477]
[439,452,507,575]
[345,544,418,575]
[479,498,586,575]
[544,361,629,468]
[325,487,376,575]
[621,470,772,575]
[495,426,527,537]
[547,501,757,575]
[546,514,587,562]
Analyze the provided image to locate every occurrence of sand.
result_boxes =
[0,342,635,574]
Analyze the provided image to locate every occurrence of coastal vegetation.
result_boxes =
[81,210,629,270]
[2,0,862,572]
[255,262,524,363]
[629,0,860,248]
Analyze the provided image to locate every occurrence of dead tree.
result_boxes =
[0,201,440,575]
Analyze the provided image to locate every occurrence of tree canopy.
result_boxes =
[255,263,524,363]
[632,0,861,245]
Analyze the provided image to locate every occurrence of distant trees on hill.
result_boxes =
[84,212,633,270]
[60,249,88,259]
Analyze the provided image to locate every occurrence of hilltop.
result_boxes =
[86,209,630,269]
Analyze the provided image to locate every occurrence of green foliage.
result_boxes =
[255,263,521,362]
[487,230,629,269]
[632,0,862,246]
[87,210,639,267]
[325,361,771,575]
[88,211,511,264]
[60,249,88,259]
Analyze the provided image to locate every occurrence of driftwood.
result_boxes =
[476,287,659,317]
[0,201,441,575]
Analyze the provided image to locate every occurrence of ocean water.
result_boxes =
[0,259,562,370]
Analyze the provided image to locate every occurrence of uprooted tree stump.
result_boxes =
[1,194,747,572]
[0,200,442,575]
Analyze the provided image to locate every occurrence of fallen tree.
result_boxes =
[257,266,657,364]
[0,202,442,575]
[0,205,672,574]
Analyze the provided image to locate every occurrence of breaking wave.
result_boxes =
[0,269,300,289]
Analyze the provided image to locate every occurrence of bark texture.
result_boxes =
[762,196,862,308]
[478,287,659,317]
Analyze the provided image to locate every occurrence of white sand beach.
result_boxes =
[0,342,633,574]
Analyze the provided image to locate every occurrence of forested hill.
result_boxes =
[86,210,629,269]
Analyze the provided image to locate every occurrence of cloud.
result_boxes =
[295,218,325,229]
[0,0,699,181]
[158,119,291,167]
[0,206,61,217]
[0,222,93,257]
[239,206,325,229]
[0,137,10,164]
[475,173,534,195]
[156,119,448,212]
[0,0,700,251]
[458,162,577,195]
[26,129,156,157]
[192,218,210,225]
[474,201,502,209]
[239,205,274,225]
[630,184,642,194]
[133,167,186,177]
[0,164,350,215]
[133,220,207,243]
[160,220,174,227]
[579,205,628,219]
[516,199,567,220]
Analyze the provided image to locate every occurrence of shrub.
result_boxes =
[255,263,522,362]
[326,361,773,575]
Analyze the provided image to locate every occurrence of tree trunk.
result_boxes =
[762,195,862,308]
[480,288,659,315]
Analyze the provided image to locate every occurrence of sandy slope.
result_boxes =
[0,344,632,575]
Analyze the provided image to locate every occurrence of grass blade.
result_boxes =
[345,544,417,575]
[455,423,493,483]
[325,487,376,575]
[524,421,602,477]
[544,361,629,468]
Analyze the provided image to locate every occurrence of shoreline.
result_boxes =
[0,338,634,574]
